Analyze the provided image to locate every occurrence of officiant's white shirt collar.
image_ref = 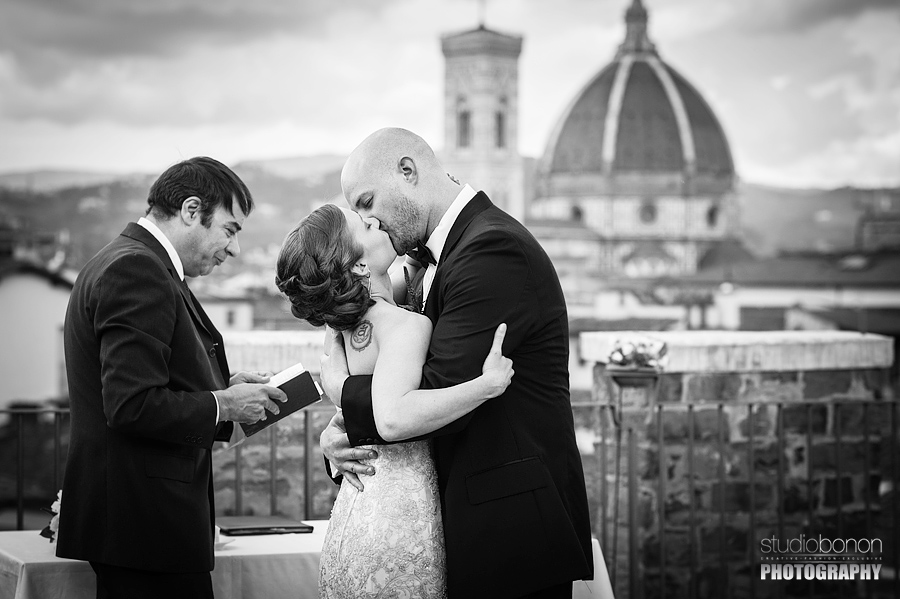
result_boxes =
[425,184,477,264]
[137,217,185,281]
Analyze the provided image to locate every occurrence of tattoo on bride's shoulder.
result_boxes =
[350,320,373,352]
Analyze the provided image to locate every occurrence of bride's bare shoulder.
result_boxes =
[376,303,432,338]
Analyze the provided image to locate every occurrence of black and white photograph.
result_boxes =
[0,1,898,598]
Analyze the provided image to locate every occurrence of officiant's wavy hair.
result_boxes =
[275,204,375,331]
[145,156,254,227]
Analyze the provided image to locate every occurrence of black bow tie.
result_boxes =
[407,241,436,267]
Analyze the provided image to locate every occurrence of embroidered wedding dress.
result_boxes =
[318,440,447,598]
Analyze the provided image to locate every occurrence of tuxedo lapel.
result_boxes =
[423,191,493,321]
[441,191,492,261]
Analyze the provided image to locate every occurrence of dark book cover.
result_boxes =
[217,515,314,535]
[240,365,322,437]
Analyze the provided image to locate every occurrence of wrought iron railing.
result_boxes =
[0,403,336,530]
[0,406,69,530]
[3,400,898,598]
[587,399,900,599]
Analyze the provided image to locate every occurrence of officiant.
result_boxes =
[57,156,287,599]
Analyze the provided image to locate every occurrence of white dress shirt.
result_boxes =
[137,217,221,424]
[137,217,184,280]
[422,184,478,308]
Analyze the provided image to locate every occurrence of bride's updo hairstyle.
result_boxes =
[275,204,374,331]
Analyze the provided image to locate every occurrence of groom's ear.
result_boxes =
[398,157,418,185]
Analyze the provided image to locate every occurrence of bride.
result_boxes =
[275,203,513,598]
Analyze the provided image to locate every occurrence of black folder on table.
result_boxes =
[217,515,314,536]
[239,364,322,438]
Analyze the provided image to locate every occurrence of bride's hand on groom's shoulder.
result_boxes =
[480,323,514,399]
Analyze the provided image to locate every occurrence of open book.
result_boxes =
[239,362,323,438]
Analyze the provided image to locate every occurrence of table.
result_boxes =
[0,522,613,599]
[0,521,328,599]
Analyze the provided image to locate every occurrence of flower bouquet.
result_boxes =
[607,335,667,369]
[606,335,667,387]
[39,490,62,543]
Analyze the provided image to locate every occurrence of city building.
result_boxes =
[440,21,526,220]
[0,257,73,409]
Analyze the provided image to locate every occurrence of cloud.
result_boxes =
[729,0,898,34]
[769,75,791,91]
[0,0,380,59]
[0,0,432,127]
[0,0,401,90]
[745,128,900,188]
[0,0,896,187]
[778,0,898,31]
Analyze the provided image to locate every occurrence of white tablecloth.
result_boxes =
[0,521,328,599]
[0,521,613,599]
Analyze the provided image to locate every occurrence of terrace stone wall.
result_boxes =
[580,330,897,599]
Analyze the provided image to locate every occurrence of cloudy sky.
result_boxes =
[0,0,897,188]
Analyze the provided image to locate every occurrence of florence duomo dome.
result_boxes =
[531,0,738,285]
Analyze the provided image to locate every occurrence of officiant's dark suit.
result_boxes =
[58,157,282,599]
[329,128,593,598]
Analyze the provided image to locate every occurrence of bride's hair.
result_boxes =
[275,204,374,331]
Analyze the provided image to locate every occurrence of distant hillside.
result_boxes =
[3,155,896,276]
[0,169,144,193]
[0,155,349,272]
[235,154,346,181]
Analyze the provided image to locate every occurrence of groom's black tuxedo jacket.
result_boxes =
[57,223,232,573]
[343,192,594,597]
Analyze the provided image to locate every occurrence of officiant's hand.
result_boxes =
[216,382,287,424]
[229,370,275,386]
[321,411,377,492]
[320,328,349,407]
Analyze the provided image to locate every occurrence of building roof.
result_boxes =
[799,307,900,336]
[0,258,74,289]
[525,217,605,241]
[539,0,733,196]
[441,24,523,58]
[569,316,678,335]
[697,238,757,270]
[685,250,900,288]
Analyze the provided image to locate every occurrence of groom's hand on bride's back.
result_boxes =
[216,374,287,424]
[321,411,377,492]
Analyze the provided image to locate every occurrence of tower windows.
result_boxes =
[571,204,584,222]
[639,199,657,223]
[495,96,508,148]
[706,203,719,228]
[457,96,471,148]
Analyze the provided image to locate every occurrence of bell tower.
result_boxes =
[440,23,524,219]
